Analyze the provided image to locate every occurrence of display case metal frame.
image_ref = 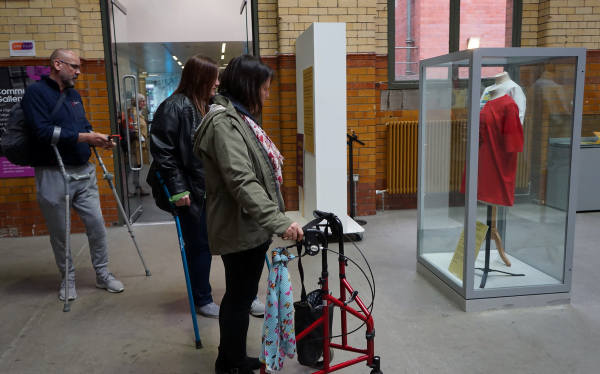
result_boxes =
[416,48,586,311]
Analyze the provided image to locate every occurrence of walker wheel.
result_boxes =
[355,233,363,241]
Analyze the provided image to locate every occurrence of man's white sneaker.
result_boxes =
[96,268,124,293]
[59,273,77,301]
[250,298,265,318]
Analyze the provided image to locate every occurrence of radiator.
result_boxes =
[386,119,531,194]
[386,121,418,194]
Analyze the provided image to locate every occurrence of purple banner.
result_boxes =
[0,157,34,178]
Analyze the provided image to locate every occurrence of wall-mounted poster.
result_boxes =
[0,65,49,177]
[303,66,314,154]
[9,41,36,57]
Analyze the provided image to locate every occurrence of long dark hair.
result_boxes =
[219,54,274,117]
[173,55,219,116]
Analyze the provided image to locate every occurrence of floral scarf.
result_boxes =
[241,115,284,187]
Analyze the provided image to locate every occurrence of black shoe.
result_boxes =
[228,362,254,374]
[248,357,262,371]
[215,347,228,374]
[215,355,262,374]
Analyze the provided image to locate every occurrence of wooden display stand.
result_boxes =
[490,205,511,267]
[476,205,524,288]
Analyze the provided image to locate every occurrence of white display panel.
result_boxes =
[296,23,360,233]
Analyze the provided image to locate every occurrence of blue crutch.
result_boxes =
[156,171,202,349]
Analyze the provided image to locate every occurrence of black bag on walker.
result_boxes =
[294,248,334,368]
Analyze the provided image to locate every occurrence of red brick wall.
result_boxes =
[459,0,506,50]
[395,0,511,79]
[505,0,514,48]
[395,0,450,79]
[0,58,118,238]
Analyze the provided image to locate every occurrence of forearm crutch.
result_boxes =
[156,171,202,349]
[91,145,151,276]
[51,127,91,312]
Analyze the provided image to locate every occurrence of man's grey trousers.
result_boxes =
[35,162,108,275]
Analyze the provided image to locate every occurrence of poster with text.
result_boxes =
[0,65,48,167]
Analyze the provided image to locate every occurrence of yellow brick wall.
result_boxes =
[258,0,387,56]
[522,0,600,48]
[0,0,103,59]
[375,0,387,54]
[258,0,279,56]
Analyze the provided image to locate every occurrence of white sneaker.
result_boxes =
[195,302,220,319]
[250,298,265,318]
[59,273,77,301]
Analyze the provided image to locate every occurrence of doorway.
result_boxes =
[103,0,256,224]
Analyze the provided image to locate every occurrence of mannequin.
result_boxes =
[477,85,524,282]
[480,71,526,125]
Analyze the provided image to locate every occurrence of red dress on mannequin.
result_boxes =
[461,94,523,206]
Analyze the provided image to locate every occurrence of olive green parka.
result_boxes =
[192,95,292,255]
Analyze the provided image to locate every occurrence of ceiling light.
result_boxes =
[221,55,225,60]
[467,37,480,49]
[172,55,178,61]
[148,74,158,76]
[177,61,182,65]
[222,43,226,53]
[181,66,184,69]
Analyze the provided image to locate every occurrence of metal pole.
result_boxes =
[156,171,202,349]
[53,146,71,312]
[92,146,151,276]
[406,0,414,75]
[348,136,355,219]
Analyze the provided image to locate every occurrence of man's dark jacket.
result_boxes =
[147,93,206,219]
[20,75,92,167]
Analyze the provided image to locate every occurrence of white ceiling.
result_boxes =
[124,41,251,75]
[116,0,253,44]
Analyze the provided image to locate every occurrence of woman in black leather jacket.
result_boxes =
[147,55,220,318]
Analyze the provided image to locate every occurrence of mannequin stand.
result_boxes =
[476,205,525,289]
[490,205,512,267]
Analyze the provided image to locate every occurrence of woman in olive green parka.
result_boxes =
[193,54,303,374]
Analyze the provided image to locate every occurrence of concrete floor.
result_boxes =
[1,210,600,374]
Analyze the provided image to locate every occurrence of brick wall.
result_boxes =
[375,0,387,54]
[257,0,384,55]
[459,0,507,50]
[0,0,104,59]
[0,58,117,237]
[261,55,301,211]
[522,0,600,48]
[584,50,600,119]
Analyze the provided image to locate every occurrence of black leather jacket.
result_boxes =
[147,93,205,219]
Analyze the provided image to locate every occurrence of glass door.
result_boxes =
[110,0,145,223]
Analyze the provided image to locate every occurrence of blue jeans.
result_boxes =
[179,207,213,307]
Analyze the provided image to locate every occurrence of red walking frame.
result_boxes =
[261,210,382,374]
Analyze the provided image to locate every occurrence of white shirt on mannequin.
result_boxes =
[480,71,526,125]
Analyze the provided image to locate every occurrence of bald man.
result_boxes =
[21,49,124,301]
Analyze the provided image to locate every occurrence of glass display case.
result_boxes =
[416,48,586,311]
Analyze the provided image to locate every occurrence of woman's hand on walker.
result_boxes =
[175,194,191,207]
[283,222,304,242]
